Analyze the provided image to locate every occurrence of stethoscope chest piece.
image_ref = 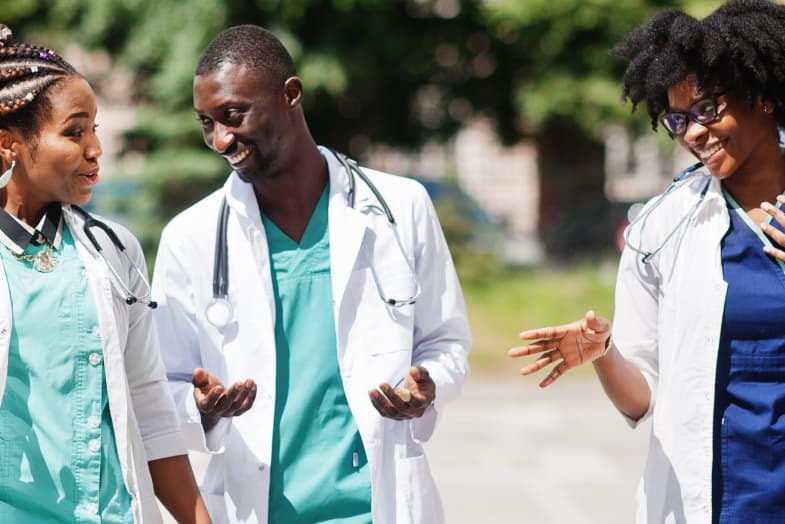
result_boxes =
[206,297,233,328]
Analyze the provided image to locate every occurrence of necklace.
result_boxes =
[13,242,58,273]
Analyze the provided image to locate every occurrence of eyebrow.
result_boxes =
[62,111,92,123]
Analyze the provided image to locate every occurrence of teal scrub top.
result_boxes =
[265,186,372,524]
[0,225,132,523]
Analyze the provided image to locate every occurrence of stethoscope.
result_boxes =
[72,205,157,308]
[204,149,422,328]
[623,162,712,264]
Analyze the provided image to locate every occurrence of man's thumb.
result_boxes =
[192,368,209,389]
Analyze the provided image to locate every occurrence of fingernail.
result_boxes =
[762,202,773,211]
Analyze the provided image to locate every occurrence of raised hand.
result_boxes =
[760,196,785,258]
[508,310,611,388]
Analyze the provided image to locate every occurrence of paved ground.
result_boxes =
[163,375,650,523]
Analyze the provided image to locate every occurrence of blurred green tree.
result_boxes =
[5,0,714,258]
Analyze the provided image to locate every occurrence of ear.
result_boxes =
[0,129,18,170]
[282,76,304,108]
[755,96,775,115]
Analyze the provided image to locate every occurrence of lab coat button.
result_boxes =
[88,353,102,366]
[0,328,6,336]
[258,464,265,471]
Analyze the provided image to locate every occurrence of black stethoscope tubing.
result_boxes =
[71,205,157,308]
[341,151,396,224]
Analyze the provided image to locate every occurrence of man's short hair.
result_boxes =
[196,25,296,87]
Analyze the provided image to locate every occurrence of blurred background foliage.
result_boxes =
[3,0,719,364]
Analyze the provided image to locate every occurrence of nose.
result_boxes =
[210,123,235,154]
[85,133,102,160]
[682,119,708,145]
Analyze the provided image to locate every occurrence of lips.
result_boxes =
[696,141,724,161]
[80,168,99,185]
[225,144,255,166]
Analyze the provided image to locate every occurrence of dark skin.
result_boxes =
[0,76,210,522]
[191,62,435,425]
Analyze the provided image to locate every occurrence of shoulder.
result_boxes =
[358,166,432,204]
[622,168,720,264]
[635,169,715,227]
[64,205,140,250]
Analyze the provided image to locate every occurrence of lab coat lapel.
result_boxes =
[326,153,368,311]
[226,174,277,323]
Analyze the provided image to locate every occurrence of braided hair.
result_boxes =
[0,24,78,140]
[195,25,296,89]
[611,0,785,131]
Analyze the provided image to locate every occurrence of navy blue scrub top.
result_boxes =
[713,193,785,523]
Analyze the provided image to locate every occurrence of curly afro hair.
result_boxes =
[611,0,785,131]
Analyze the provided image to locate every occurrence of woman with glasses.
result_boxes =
[0,26,210,522]
[509,1,785,522]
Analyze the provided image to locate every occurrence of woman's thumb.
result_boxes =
[585,310,611,335]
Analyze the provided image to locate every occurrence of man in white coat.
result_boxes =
[151,25,471,524]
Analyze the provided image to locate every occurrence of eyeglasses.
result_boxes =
[660,89,731,136]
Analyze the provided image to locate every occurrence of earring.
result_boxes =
[0,159,15,188]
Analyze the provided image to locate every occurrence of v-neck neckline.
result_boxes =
[262,185,329,249]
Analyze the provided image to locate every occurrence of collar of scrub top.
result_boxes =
[0,202,63,256]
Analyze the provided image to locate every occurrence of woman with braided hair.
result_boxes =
[510,0,785,522]
[0,25,210,523]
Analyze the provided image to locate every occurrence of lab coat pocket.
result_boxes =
[394,454,444,524]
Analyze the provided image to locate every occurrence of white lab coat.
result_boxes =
[614,170,729,523]
[152,148,471,524]
[0,205,187,523]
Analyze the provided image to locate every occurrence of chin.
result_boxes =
[69,192,93,206]
[235,162,277,183]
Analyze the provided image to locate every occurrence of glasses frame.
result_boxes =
[660,88,731,136]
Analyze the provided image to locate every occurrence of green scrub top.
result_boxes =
[0,225,132,523]
[265,186,372,523]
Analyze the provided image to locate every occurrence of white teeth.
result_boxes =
[698,142,723,160]
[228,145,254,165]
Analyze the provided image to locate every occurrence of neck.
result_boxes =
[722,150,785,211]
[253,146,328,243]
[1,196,47,227]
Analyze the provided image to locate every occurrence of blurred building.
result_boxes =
[367,118,544,265]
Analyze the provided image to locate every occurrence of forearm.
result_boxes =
[149,455,211,524]
[592,343,651,421]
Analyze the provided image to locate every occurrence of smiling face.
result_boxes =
[3,75,101,220]
[669,75,778,181]
[193,62,298,183]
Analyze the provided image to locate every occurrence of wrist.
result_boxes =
[597,334,613,360]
